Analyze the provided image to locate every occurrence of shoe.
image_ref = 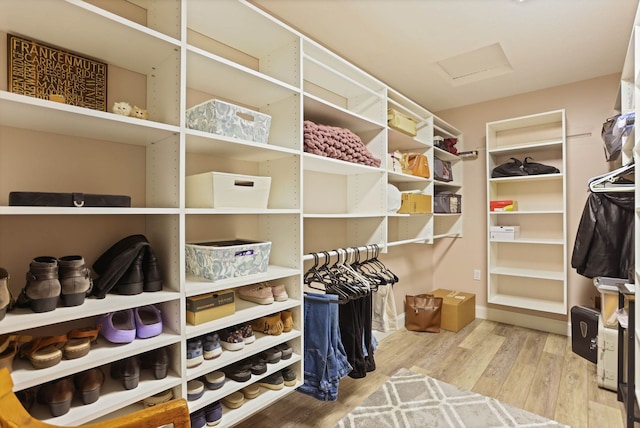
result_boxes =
[219,328,244,351]
[16,387,35,411]
[0,334,32,372]
[203,371,225,390]
[96,309,136,343]
[0,268,14,321]
[225,364,251,382]
[141,347,169,379]
[221,391,244,409]
[251,313,284,336]
[241,384,261,399]
[203,333,222,359]
[190,409,206,428]
[275,342,293,360]
[143,246,163,292]
[58,255,92,307]
[143,389,173,407]
[204,400,222,426]
[17,256,60,313]
[257,372,284,390]
[187,338,204,368]
[237,282,274,305]
[37,377,74,417]
[260,347,282,364]
[110,356,141,390]
[20,334,68,369]
[134,304,163,339]
[271,283,288,302]
[64,326,100,359]
[238,323,255,345]
[187,379,205,401]
[280,310,294,333]
[113,250,144,295]
[281,367,297,387]
[74,367,104,405]
[247,356,267,375]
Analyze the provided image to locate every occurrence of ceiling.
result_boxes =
[249,0,639,112]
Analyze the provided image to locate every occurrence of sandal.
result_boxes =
[64,326,100,360]
[20,334,67,369]
[0,334,32,372]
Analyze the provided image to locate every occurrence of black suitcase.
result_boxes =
[570,305,599,363]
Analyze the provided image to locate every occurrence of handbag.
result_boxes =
[491,157,527,178]
[405,153,430,178]
[522,157,559,175]
[405,294,442,333]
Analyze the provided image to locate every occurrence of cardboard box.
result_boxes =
[397,193,432,214]
[432,289,476,332]
[186,171,271,209]
[489,226,520,240]
[186,289,235,325]
[185,239,271,281]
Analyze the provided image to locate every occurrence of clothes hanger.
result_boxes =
[588,162,635,193]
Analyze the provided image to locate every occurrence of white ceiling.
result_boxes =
[249,0,639,112]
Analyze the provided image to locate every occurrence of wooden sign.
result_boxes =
[7,34,107,111]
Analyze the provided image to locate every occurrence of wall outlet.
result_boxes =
[473,269,481,281]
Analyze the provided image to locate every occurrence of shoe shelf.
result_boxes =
[187,353,302,414]
[30,369,183,426]
[185,268,301,298]
[186,330,301,382]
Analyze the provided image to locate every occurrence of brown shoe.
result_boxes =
[58,256,92,307]
[0,268,14,321]
[37,377,74,417]
[17,256,61,313]
[280,310,294,333]
[251,313,284,336]
[74,368,104,405]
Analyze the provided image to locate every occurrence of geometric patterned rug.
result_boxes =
[335,368,571,428]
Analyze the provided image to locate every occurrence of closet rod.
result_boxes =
[302,245,383,261]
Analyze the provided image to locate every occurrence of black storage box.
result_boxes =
[434,192,461,213]
[9,192,131,207]
[570,305,599,364]
[434,158,453,182]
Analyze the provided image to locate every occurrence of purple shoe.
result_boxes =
[96,309,136,343]
[134,305,163,339]
[204,401,222,426]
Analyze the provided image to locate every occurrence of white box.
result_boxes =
[490,226,520,240]
[185,239,271,281]
[186,172,271,209]
[185,99,271,144]
[597,314,621,391]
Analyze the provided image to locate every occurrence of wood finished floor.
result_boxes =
[239,319,629,428]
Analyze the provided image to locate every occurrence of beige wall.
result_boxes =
[431,73,622,323]
[379,73,622,325]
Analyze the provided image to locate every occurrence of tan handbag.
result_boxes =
[405,294,442,333]
[405,153,430,178]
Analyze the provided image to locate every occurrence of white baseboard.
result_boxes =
[374,308,570,342]
[477,305,571,336]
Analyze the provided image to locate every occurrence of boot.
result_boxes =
[143,246,162,292]
[18,257,60,313]
[58,255,92,307]
[0,268,14,321]
[113,250,144,295]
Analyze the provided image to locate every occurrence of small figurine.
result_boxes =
[112,101,132,116]
[130,106,148,120]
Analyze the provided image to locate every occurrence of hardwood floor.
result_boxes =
[239,319,628,428]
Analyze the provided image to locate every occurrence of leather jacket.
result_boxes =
[571,192,634,279]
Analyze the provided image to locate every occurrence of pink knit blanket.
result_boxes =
[303,120,381,167]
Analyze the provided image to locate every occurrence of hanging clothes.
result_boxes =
[571,191,634,279]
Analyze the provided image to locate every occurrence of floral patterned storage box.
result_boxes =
[185,99,271,144]
[185,239,271,281]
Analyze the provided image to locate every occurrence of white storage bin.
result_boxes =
[185,99,271,144]
[490,226,520,240]
[185,239,272,281]
[186,172,271,209]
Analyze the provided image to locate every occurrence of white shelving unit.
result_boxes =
[0,1,462,426]
[485,110,567,315]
